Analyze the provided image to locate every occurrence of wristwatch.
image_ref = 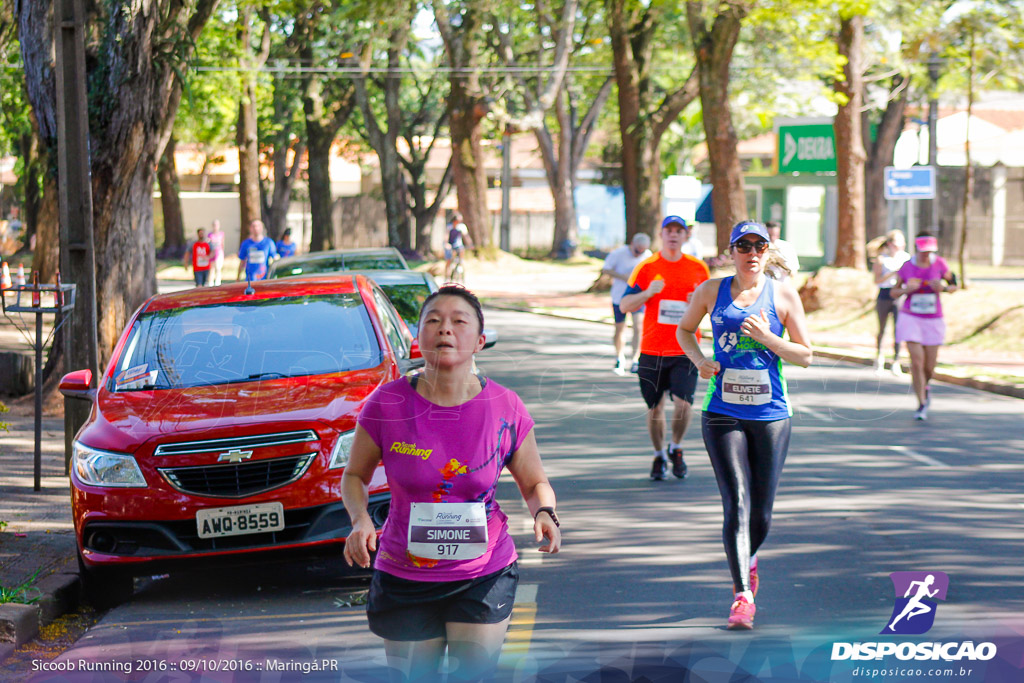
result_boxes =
[534,507,559,527]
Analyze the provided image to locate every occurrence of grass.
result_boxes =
[0,570,42,605]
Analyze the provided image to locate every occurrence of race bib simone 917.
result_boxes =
[407,502,488,560]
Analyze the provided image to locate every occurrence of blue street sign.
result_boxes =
[884,166,935,200]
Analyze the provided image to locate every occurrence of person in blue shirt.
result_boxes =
[276,228,297,259]
[236,220,278,281]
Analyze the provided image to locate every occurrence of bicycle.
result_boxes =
[447,248,466,284]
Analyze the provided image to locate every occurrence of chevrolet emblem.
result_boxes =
[217,449,253,463]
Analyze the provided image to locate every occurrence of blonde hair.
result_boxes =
[866,230,905,259]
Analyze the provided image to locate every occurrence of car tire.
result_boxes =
[77,550,134,610]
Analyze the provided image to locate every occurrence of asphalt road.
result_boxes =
[24,309,1024,682]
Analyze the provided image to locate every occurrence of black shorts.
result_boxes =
[637,353,699,409]
[366,562,519,641]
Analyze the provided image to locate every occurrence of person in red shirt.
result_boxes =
[186,227,212,287]
[620,216,710,481]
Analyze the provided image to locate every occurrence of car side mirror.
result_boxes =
[482,327,499,350]
[59,369,96,401]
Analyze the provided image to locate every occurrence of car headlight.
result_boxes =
[328,430,355,469]
[72,441,147,488]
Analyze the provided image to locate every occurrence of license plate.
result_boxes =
[196,502,285,539]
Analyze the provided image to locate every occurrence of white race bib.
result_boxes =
[408,502,488,560]
[247,248,265,264]
[909,293,938,315]
[722,368,772,405]
[196,254,209,268]
[658,299,688,325]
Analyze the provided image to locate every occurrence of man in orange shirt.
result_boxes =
[620,216,710,480]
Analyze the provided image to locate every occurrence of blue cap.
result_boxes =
[661,215,689,230]
[729,221,770,244]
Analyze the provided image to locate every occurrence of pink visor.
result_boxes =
[915,236,938,252]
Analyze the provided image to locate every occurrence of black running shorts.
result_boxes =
[366,562,519,641]
[637,353,699,409]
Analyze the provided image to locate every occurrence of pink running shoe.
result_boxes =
[728,596,756,630]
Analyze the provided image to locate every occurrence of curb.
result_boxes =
[0,572,81,661]
[485,301,1024,400]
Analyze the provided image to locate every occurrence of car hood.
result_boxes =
[82,368,389,452]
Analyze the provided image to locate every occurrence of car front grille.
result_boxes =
[159,454,315,498]
[153,430,319,457]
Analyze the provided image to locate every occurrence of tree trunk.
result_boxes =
[306,133,334,252]
[236,9,266,233]
[834,14,867,269]
[690,3,748,252]
[157,134,186,257]
[17,129,43,257]
[448,93,490,248]
[30,175,59,283]
[608,1,644,241]
[18,0,217,363]
[864,75,908,241]
[959,32,974,288]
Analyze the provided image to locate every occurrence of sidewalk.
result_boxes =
[1,260,1022,663]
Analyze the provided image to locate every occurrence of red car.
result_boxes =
[59,275,421,606]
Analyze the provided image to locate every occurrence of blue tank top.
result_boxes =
[703,277,792,420]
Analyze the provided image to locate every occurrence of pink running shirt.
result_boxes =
[357,377,534,581]
[898,257,949,319]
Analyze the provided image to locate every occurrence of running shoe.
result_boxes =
[668,447,688,479]
[650,456,668,481]
[891,362,904,377]
[613,358,626,376]
[630,361,640,374]
[727,596,756,630]
[915,405,928,421]
[874,357,885,375]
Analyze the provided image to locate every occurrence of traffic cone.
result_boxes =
[15,263,26,286]
[1,262,11,290]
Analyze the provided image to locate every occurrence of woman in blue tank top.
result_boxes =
[676,221,813,630]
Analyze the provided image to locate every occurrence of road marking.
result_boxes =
[502,583,538,660]
[889,445,950,469]
[795,404,833,421]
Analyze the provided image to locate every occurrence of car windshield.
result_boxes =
[271,255,404,278]
[112,293,381,391]
[377,283,431,328]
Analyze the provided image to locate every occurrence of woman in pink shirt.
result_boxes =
[342,285,560,682]
[890,233,958,420]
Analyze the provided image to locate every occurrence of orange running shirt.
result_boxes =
[624,253,710,356]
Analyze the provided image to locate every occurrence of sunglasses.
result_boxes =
[732,239,770,254]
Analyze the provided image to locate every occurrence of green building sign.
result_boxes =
[777,124,836,174]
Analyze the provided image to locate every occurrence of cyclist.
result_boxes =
[445,212,472,281]
[676,220,812,630]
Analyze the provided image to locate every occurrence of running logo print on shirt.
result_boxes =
[881,571,949,635]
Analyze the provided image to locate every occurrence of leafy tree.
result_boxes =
[237,2,272,234]
[498,0,614,257]
[17,0,219,363]
[687,0,750,252]
[295,1,356,252]
[432,0,497,248]
[606,0,698,242]
[940,0,1023,285]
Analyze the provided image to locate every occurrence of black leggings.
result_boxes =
[876,290,900,357]
[702,412,792,593]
